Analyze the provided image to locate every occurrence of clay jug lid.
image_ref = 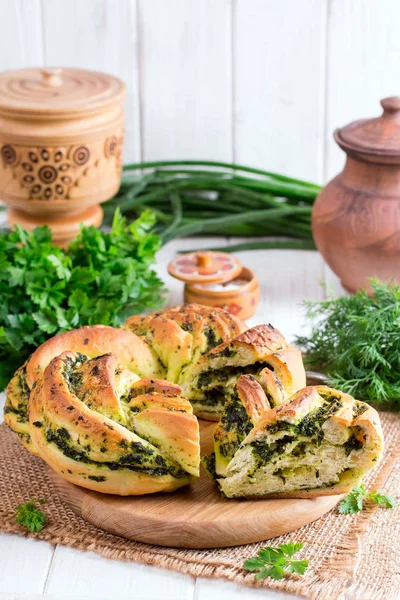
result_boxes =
[335,97,400,156]
[168,251,242,284]
[0,67,125,118]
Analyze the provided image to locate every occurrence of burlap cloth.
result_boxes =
[0,413,399,600]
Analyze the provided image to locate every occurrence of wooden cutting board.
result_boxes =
[50,421,341,548]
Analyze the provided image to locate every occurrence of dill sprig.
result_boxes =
[296,279,400,406]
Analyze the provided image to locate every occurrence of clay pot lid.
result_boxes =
[335,97,400,156]
[168,251,242,284]
[0,67,125,118]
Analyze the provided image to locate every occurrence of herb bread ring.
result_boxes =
[5,305,249,494]
[28,352,199,495]
[5,324,163,454]
[4,304,323,497]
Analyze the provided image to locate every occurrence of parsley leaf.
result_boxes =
[243,542,309,580]
[339,485,396,514]
[368,490,396,508]
[16,499,46,532]
[0,209,166,390]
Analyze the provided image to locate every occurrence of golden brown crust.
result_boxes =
[132,408,200,477]
[4,362,33,450]
[223,323,286,354]
[5,305,246,494]
[250,386,321,433]
[125,304,247,385]
[236,375,271,423]
[202,323,286,364]
[129,378,183,398]
[258,347,307,406]
[186,323,306,419]
[26,325,162,388]
[28,351,199,494]
[213,375,271,477]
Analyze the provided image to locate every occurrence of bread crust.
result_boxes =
[194,324,286,372]
[185,323,306,419]
[5,302,384,501]
[5,304,246,494]
[236,374,271,423]
[26,325,162,388]
[28,351,198,495]
[125,304,247,385]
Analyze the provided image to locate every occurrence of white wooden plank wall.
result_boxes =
[2,0,399,180]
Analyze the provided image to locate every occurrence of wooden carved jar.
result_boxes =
[0,67,125,245]
[313,97,400,293]
[168,251,260,320]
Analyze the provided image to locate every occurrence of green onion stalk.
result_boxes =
[103,160,321,252]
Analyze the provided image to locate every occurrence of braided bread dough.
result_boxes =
[4,305,251,495]
[4,304,382,499]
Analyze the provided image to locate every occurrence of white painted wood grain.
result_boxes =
[137,0,232,161]
[323,263,346,297]
[0,534,53,594]
[233,0,327,183]
[194,577,301,600]
[325,0,400,182]
[44,546,195,600]
[0,0,43,70]
[0,596,116,600]
[41,0,141,164]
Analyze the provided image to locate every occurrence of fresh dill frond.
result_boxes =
[296,279,400,406]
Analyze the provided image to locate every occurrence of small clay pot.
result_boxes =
[312,97,400,293]
[168,251,260,320]
[185,267,260,320]
[0,67,125,245]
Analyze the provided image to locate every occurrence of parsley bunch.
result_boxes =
[243,542,309,580]
[16,499,46,532]
[0,209,165,389]
[339,484,396,514]
[296,279,400,406]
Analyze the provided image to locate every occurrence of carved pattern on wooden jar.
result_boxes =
[0,67,125,245]
[0,133,123,202]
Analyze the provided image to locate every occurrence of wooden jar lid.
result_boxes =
[335,96,400,156]
[168,251,242,284]
[0,67,125,118]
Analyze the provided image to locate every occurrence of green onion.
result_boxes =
[103,160,321,250]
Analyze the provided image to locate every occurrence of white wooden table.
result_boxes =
[0,237,343,600]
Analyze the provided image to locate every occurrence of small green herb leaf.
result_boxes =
[279,541,304,558]
[339,485,396,514]
[242,558,266,571]
[243,542,308,581]
[368,490,396,509]
[339,484,367,514]
[265,565,285,580]
[16,499,47,532]
[289,560,309,575]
